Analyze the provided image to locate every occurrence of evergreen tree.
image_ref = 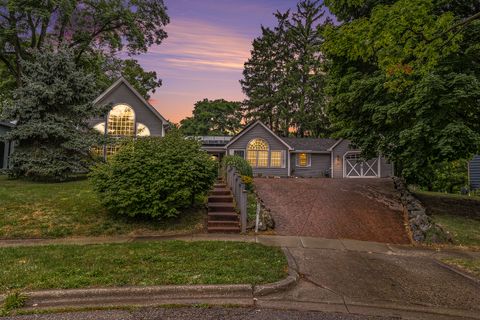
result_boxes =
[3,47,108,181]
[241,0,329,137]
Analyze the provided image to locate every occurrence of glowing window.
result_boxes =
[270,151,283,168]
[247,139,269,168]
[136,123,151,137]
[106,144,122,159]
[93,122,105,134]
[108,104,135,137]
[297,153,310,167]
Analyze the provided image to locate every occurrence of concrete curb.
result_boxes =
[434,259,480,287]
[16,285,254,311]
[253,247,299,296]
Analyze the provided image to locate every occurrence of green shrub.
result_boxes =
[222,155,253,177]
[89,132,218,219]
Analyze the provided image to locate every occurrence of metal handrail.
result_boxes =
[225,166,247,233]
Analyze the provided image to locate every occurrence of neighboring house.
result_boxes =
[0,121,14,169]
[218,120,393,178]
[469,155,480,190]
[90,77,169,158]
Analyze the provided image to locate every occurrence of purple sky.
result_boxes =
[138,0,303,123]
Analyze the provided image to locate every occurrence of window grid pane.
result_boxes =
[257,151,268,167]
[247,151,257,167]
[298,153,309,167]
[108,104,135,137]
[270,151,282,168]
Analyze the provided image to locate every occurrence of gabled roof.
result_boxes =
[282,137,338,152]
[225,120,293,150]
[93,77,167,124]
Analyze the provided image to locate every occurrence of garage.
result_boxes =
[343,152,380,178]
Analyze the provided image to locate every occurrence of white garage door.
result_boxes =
[344,152,379,178]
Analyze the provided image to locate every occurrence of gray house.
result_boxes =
[469,155,480,190]
[0,121,14,169]
[90,77,168,158]
[220,121,393,178]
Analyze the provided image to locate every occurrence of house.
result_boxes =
[469,155,480,190]
[90,77,168,158]
[221,120,393,178]
[0,121,14,169]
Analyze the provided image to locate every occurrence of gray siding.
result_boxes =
[227,123,289,177]
[332,140,351,178]
[291,153,331,177]
[470,155,480,190]
[379,156,394,178]
[92,82,164,137]
[0,125,11,169]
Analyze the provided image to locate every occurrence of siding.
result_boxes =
[470,155,480,190]
[380,156,394,178]
[291,153,331,177]
[227,123,289,177]
[92,82,164,137]
[0,125,11,169]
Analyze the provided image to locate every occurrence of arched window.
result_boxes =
[247,139,269,168]
[107,104,135,137]
[93,122,105,134]
[136,123,151,137]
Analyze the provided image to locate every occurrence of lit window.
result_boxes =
[297,153,310,167]
[93,122,105,134]
[108,104,135,137]
[270,151,283,168]
[247,139,269,168]
[106,144,122,159]
[136,123,151,137]
[91,145,104,158]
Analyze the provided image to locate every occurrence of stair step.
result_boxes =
[208,202,235,212]
[208,195,233,203]
[208,220,240,227]
[214,183,227,188]
[208,212,239,221]
[207,226,241,233]
[210,190,231,196]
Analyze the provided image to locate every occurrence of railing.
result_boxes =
[225,166,247,233]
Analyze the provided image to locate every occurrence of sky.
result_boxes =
[137,0,302,123]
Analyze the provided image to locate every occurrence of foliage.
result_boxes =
[429,160,468,193]
[0,0,169,97]
[89,132,218,219]
[324,0,480,184]
[0,176,205,239]
[0,241,287,293]
[222,155,253,178]
[179,99,243,136]
[0,291,26,316]
[241,175,254,189]
[2,47,107,181]
[434,215,480,247]
[241,0,330,137]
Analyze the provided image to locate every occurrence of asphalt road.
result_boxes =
[3,307,393,320]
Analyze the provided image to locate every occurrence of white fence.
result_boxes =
[225,166,247,233]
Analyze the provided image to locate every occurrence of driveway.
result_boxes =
[254,178,410,244]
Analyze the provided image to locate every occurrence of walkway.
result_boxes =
[254,178,410,244]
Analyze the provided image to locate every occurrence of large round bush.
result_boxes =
[222,155,253,177]
[89,132,218,219]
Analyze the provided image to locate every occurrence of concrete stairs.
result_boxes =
[207,182,240,233]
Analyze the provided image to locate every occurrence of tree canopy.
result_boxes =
[0,0,169,98]
[323,0,480,184]
[241,0,330,137]
[179,99,243,136]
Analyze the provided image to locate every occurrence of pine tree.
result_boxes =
[3,47,108,181]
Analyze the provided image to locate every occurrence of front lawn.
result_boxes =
[413,191,480,247]
[0,241,287,293]
[442,258,480,279]
[0,176,204,239]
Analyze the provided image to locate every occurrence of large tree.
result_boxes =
[179,99,243,136]
[241,0,329,137]
[323,0,480,184]
[2,47,108,181]
[0,0,169,98]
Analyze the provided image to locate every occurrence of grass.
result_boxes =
[0,292,27,316]
[433,214,480,247]
[0,176,205,239]
[414,190,480,201]
[441,258,480,278]
[0,241,288,293]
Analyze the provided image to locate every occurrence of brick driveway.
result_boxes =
[254,178,410,244]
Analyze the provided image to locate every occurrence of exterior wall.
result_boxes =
[226,123,289,177]
[470,155,480,190]
[290,153,331,177]
[0,125,11,169]
[331,140,351,178]
[379,156,394,178]
[92,82,164,137]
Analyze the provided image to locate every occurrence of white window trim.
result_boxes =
[296,153,311,168]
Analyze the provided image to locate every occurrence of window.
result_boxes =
[270,151,284,168]
[106,144,122,159]
[93,122,105,134]
[136,123,151,137]
[108,104,135,137]
[232,150,245,159]
[297,153,310,167]
[247,139,269,168]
